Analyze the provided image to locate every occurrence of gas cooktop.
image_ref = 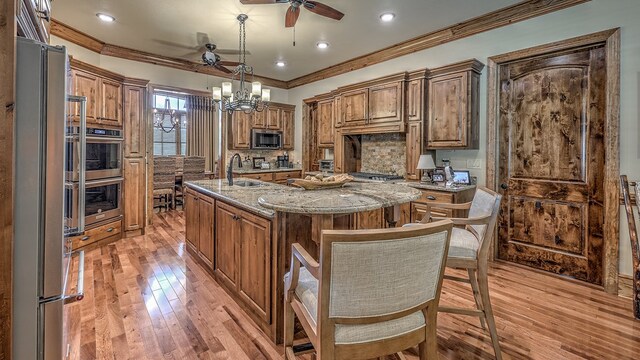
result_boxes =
[349,172,404,181]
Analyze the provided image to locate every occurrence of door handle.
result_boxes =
[535,201,542,210]
[500,183,508,190]
[426,196,436,200]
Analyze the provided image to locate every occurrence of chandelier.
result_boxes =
[153,98,180,133]
[211,14,270,115]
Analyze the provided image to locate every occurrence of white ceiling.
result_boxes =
[52,0,521,81]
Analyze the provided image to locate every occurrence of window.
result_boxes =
[153,92,188,156]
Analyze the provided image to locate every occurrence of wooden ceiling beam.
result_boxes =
[50,19,288,89]
[285,0,591,88]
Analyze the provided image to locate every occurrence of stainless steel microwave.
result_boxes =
[251,129,282,150]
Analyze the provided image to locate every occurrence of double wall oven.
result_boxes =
[65,126,123,229]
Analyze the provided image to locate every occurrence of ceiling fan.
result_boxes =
[200,44,241,74]
[153,33,247,73]
[239,0,344,28]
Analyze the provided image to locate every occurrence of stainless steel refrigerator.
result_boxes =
[14,37,86,360]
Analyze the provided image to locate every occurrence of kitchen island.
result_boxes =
[183,179,420,343]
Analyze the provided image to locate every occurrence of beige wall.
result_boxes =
[287,0,640,276]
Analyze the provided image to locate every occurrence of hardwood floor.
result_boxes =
[66,211,640,360]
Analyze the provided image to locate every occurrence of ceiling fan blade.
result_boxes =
[285,5,300,28]
[181,50,204,59]
[196,32,211,47]
[153,39,199,50]
[304,1,344,21]
[218,60,241,67]
[214,64,233,74]
[215,49,251,55]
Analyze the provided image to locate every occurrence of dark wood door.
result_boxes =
[215,202,239,288]
[497,46,606,285]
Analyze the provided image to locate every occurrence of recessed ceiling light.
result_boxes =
[275,60,286,67]
[316,41,329,49]
[96,13,115,22]
[380,13,395,22]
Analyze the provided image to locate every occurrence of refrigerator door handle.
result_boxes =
[67,95,87,234]
[39,250,85,305]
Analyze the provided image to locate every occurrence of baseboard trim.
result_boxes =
[618,274,634,299]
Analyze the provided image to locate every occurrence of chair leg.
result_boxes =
[468,268,487,329]
[284,299,295,360]
[478,266,502,360]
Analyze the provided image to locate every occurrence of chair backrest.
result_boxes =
[173,156,185,174]
[620,175,640,320]
[319,220,452,324]
[153,157,176,190]
[183,156,206,182]
[468,187,502,262]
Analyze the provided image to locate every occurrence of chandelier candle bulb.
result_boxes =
[251,82,262,97]
[212,87,222,101]
[261,89,270,102]
[222,82,232,97]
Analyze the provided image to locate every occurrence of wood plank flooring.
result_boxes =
[65,211,640,360]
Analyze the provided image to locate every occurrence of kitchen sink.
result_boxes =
[233,180,264,187]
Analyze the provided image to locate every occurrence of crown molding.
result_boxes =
[51,19,288,89]
[285,0,590,88]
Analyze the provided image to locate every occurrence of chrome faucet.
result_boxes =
[227,153,242,185]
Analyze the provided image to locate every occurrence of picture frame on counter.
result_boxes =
[252,157,265,169]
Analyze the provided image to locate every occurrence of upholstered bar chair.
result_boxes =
[413,187,503,359]
[284,220,453,360]
[152,156,176,211]
[175,156,206,208]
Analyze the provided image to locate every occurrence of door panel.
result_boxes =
[215,203,238,287]
[238,213,271,321]
[368,82,403,125]
[497,47,606,285]
[428,72,466,146]
[198,196,215,269]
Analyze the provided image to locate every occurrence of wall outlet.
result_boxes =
[466,159,482,169]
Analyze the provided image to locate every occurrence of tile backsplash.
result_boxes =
[360,133,406,176]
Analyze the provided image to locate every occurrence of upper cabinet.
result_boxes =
[406,75,426,122]
[426,59,483,149]
[337,73,406,134]
[317,98,335,147]
[68,59,125,128]
[228,103,296,150]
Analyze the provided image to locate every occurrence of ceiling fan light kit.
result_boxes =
[211,14,270,115]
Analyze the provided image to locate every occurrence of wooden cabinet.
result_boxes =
[69,219,122,250]
[317,99,334,147]
[281,108,294,150]
[215,201,272,322]
[123,158,146,232]
[406,77,425,122]
[426,59,483,149]
[99,78,123,127]
[124,85,146,157]
[266,107,281,130]
[184,189,215,269]
[333,96,343,128]
[252,110,266,129]
[354,209,385,229]
[368,81,403,125]
[230,112,252,149]
[405,122,423,180]
[333,129,344,173]
[340,89,368,127]
[410,187,476,222]
[233,170,302,184]
[69,69,99,125]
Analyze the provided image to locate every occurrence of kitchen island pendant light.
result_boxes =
[212,14,270,115]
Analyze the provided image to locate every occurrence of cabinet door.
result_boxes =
[368,81,403,125]
[198,196,215,269]
[281,108,294,150]
[427,72,468,148]
[333,96,342,128]
[354,209,385,229]
[405,122,422,180]
[185,190,199,251]
[99,78,123,127]
[69,69,99,125]
[252,110,266,129]
[215,202,239,287]
[317,99,334,147]
[238,212,272,321]
[231,112,251,149]
[407,79,424,121]
[123,158,146,232]
[124,85,146,157]
[333,129,344,173]
[340,89,368,127]
[266,107,281,130]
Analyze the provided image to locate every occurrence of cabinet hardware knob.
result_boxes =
[500,183,508,190]
[81,236,90,241]
[106,227,114,232]
[427,196,436,200]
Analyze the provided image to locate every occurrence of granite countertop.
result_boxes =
[232,167,303,174]
[186,179,288,218]
[397,181,476,193]
[257,182,421,215]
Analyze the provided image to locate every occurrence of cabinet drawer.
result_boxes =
[274,171,302,181]
[416,190,453,204]
[239,173,274,182]
[71,219,122,250]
